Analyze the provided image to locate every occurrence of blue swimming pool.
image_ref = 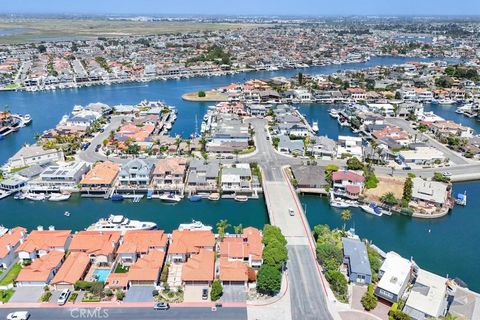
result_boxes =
[92,269,111,283]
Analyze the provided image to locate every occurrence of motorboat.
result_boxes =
[234,195,249,202]
[159,192,182,203]
[111,194,124,201]
[330,199,350,208]
[13,192,26,200]
[329,109,340,118]
[188,195,203,202]
[25,193,46,201]
[0,190,13,200]
[48,193,71,202]
[312,121,319,132]
[87,215,157,233]
[208,193,220,201]
[360,203,383,217]
[20,114,32,126]
[64,211,71,217]
[178,220,213,231]
[437,98,456,105]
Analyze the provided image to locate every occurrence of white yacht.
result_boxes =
[159,192,182,203]
[87,215,157,233]
[72,105,83,115]
[312,121,319,132]
[0,190,13,200]
[360,203,383,217]
[48,193,71,201]
[20,114,32,126]
[178,220,213,231]
[329,192,350,208]
[437,98,456,105]
[25,193,46,201]
[329,109,339,118]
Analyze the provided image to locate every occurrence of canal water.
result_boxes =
[0,55,477,291]
[0,194,268,234]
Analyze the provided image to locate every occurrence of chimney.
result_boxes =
[37,226,44,231]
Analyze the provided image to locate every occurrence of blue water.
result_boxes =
[424,103,480,133]
[92,269,111,283]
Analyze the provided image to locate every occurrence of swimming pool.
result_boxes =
[92,269,111,283]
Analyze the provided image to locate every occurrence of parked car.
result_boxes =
[402,166,412,171]
[57,288,71,305]
[153,302,170,310]
[202,288,209,300]
[7,311,30,320]
[442,171,452,177]
[288,208,295,216]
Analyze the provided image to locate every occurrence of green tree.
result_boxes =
[37,44,47,53]
[389,310,411,320]
[433,172,451,183]
[346,157,364,170]
[402,177,413,204]
[262,225,287,247]
[234,224,243,234]
[340,209,351,230]
[324,164,339,183]
[316,242,343,272]
[257,265,282,295]
[380,192,398,206]
[325,270,348,302]
[361,286,378,311]
[216,219,231,239]
[210,280,223,301]
[262,239,288,270]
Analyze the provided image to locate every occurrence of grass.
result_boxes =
[9,165,29,173]
[0,289,15,303]
[239,146,256,154]
[114,264,129,273]
[0,263,22,285]
[40,291,52,302]
[68,292,78,303]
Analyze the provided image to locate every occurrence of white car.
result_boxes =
[442,171,452,177]
[6,311,30,320]
[288,208,295,216]
[57,288,71,305]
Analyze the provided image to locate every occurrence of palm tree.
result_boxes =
[234,224,243,234]
[340,209,352,231]
[216,219,231,239]
[369,140,378,163]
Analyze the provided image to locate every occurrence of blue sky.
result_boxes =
[1,0,479,16]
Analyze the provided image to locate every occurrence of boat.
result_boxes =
[330,199,350,208]
[360,203,383,217]
[178,220,213,231]
[87,215,157,233]
[312,121,319,132]
[208,193,220,201]
[21,114,32,126]
[455,191,467,206]
[25,193,47,201]
[159,192,182,202]
[48,193,71,201]
[13,192,26,200]
[0,190,13,200]
[72,105,83,115]
[234,195,249,202]
[188,195,203,202]
[111,194,124,201]
[329,109,339,118]
[437,98,456,105]
[64,211,71,217]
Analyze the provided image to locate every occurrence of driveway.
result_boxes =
[184,285,208,302]
[167,263,183,288]
[124,286,155,302]
[221,284,246,302]
[9,286,44,303]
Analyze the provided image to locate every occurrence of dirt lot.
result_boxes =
[182,90,229,102]
[363,175,405,202]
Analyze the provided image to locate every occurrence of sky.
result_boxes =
[0,0,479,16]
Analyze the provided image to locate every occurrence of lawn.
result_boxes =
[0,289,15,303]
[0,264,22,285]
[114,264,129,273]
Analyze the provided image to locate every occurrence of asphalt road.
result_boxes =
[0,307,247,320]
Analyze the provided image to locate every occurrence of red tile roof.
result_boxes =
[332,171,365,183]
[182,250,215,282]
[168,230,215,255]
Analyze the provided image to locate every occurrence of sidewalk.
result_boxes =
[0,301,246,309]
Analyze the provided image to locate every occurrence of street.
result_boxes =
[0,307,247,320]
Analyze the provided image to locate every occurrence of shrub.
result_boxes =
[40,291,52,302]
[115,290,125,301]
[325,270,348,302]
[152,289,159,297]
[257,265,282,295]
[104,288,113,297]
[361,286,378,310]
[210,280,223,301]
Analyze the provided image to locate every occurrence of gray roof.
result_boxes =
[291,165,326,187]
[120,159,154,176]
[342,238,372,276]
[278,135,304,153]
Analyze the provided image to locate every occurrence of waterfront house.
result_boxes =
[182,249,215,286]
[331,170,365,199]
[15,251,64,287]
[411,177,450,209]
[403,269,449,320]
[107,250,166,290]
[431,121,474,138]
[398,147,445,166]
[80,161,120,191]
[375,252,413,303]
[397,102,424,118]
[117,230,168,266]
[221,163,253,193]
[69,231,121,265]
[290,165,327,189]
[167,230,215,263]
[372,126,410,146]
[15,228,71,262]
[7,144,65,169]
[0,227,27,270]
[219,227,263,269]
[151,158,187,191]
[39,161,90,187]
[219,257,249,287]
[367,103,395,117]
[118,159,154,186]
[337,136,363,159]
[247,104,268,117]
[342,238,372,285]
[278,135,304,155]
[186,160,220,192]
[50,252,91,290]
[310,136,337,159]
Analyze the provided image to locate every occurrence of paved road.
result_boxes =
[385,117,469,165]
[0,307,247,320]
